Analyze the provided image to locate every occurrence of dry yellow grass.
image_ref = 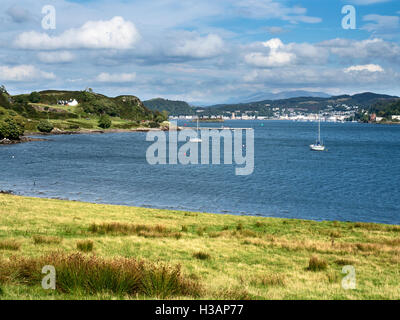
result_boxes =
[1,194,400,300]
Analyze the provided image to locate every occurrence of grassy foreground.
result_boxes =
[1,194,400,300]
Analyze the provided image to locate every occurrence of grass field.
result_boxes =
[1,194,400,300]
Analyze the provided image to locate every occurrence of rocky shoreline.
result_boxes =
[0,136,47,145]
[1,126,182,146]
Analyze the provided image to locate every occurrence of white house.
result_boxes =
[392,115,400,121]
[67,99,79,107]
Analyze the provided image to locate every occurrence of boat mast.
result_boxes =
[318,113,322,144]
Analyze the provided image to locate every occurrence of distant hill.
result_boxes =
[143,98,195,116]
[228,90,331,104]
[198,92,399,117]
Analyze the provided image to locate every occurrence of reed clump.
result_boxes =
[250,274,286,287]
[0,253,200,298]
[88,223,181,239]
[77,240,94,252]
[33,235,62,245]
[0,240,21,251]
[193,251,211,260]
[307,256,328,271]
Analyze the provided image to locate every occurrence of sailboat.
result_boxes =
[310,114,325,151]
[190,116,202,143]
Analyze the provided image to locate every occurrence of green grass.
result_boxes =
[1,194,400,300]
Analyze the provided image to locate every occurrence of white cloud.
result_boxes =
[0,65,55,81]
[168,34,225,59]
[14,16,140,50]
[37,51,75,64]
[233,0,322,23]
[362,14,400,35]
[244,38,300,68]
[95,72,136,83]
[320,38,400,63]
[344,64,384,73]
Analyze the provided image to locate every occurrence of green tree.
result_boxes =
[29,92,41,103]
[0,118,24,140]
[37,120,54,133]
[98,114,112,129]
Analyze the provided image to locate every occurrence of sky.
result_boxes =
[0,0,400,104]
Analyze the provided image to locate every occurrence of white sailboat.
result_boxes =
[310,114,325,151]
[190,116,202,143]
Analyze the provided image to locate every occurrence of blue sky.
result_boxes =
[1,0,400,104]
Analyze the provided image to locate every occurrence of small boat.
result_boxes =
[310,114,325,151]
[190,117,202,143]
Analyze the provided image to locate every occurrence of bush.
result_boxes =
[37,120,54,133]
[148,121,159,128]
[0,118,24,140]
[98,115,112,129]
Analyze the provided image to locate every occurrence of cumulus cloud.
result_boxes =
[0,65,55,81]
[244,38,328,68]
[168,34,225,59]
[37,51,75,64]
[14,17,140,50]
[320,38,400,64]
[95,72,136,83]
[245,38,295,67]
[344,64,384,73]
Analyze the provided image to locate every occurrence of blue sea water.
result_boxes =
[1,120,399,224]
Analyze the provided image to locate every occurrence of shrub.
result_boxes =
[98,115,112,129]
[37,120,54,133]
[307,256,328,271]
[148,121,159,128]
[0,118,24,140]
[77,240,94,252]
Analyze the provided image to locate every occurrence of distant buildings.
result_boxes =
[58,99,79,106]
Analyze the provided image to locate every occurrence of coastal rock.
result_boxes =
[0,190,14,194]
[0,138,12,145]
[1,136,47,145]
